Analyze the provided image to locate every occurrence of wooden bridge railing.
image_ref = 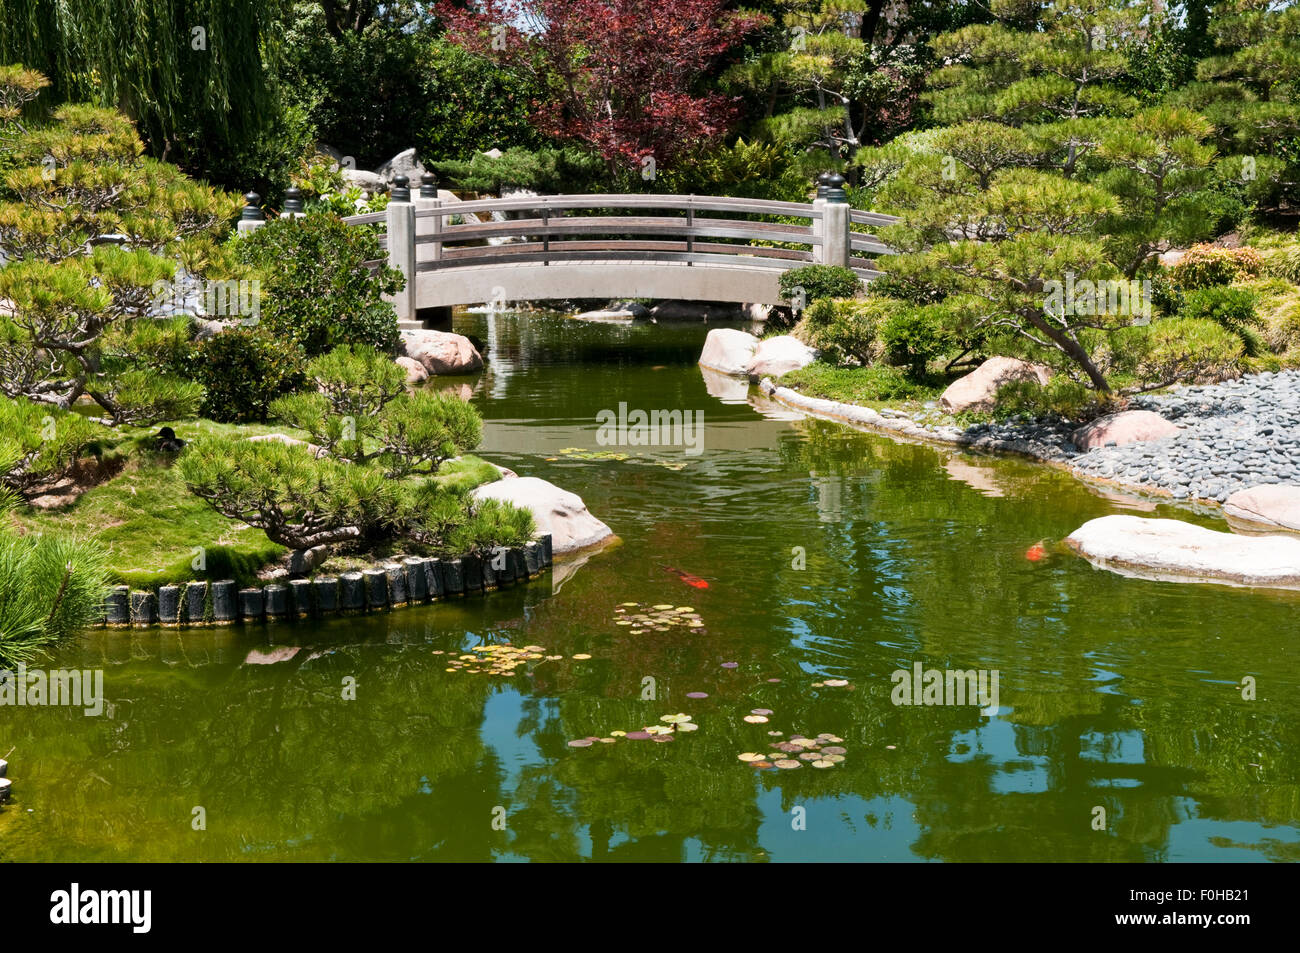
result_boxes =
[319,176,898,321]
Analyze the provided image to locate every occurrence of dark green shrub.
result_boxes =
[779,265,862,308]
[880,306,949,378]
[233,211,403,357]
[1109,317,1244,389]
[797,298,884,366]
[195,327,306,423]
[992,377,1099,422]
[1180,286,1264,356]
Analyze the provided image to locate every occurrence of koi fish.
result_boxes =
[1024,544,1046,562]
[663,566,709,589]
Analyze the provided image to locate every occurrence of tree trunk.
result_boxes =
[1024,310,1111,392]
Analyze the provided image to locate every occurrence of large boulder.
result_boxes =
[699,328,760,377]
[939,357,1051,414]
[1073,410,1179,451]
[1224,484,1300,534]
[395,356,428,385]
[341,168,385,192]
[375,147,425,184]
[746,335,816,379]
[1065,514,1300,588]
[472,477,614,554]
[400,329,483,375]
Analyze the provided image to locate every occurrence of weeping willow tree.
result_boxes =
[0,0,307,192]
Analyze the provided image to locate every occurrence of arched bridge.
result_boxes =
[341,181,898,323]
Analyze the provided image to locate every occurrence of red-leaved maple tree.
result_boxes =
[434,0,766,179]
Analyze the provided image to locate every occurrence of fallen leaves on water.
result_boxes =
[438,642,560,678]
[610,602,706,633]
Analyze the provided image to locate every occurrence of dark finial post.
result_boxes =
[283,186,305,216]
[816,172,833,200]
[391,174,411,202]
[419,172,438,198]
[238,192,266,233]
[825,173,848,204]
[240,192,264,221]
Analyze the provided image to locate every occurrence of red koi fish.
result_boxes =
[663,566,710,589]
[1024,544,1046,562]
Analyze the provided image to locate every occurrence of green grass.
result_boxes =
[776,362,947,408]
[8,415,506,590]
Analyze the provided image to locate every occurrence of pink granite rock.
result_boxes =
[939,357,1051,413]
[1224,484,1300,533]
[395,355,428,384]
[401,329,483,375]
[1072,410,1178,451]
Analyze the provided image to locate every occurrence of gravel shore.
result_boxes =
[763,369,1300,504]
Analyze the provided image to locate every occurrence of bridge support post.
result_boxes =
[823,174,852,270]
[386,175,418,326]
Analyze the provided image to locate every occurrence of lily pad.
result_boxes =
[568,739,594,748]
[743,715,769,724]
[720,662,739,669]
[811,759,835,769]
[737,752,765,762]
[685,691,709,699]
[774,759,802,770]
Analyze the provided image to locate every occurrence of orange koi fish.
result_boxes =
[663,566,710,589]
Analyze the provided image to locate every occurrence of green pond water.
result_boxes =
[2,312,1299,862]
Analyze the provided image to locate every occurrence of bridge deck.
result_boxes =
[345,192,898,316]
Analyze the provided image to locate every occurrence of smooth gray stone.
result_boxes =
[211,580,237,622]
[508,547,528,582]
[404,557,429,601]
[130,590,157,626]
[340,572,365,610]
[264,584,288,619]
[184,581,208,625]
[238,587,264,620]
[289,578,313,617]
[315,576,340,613]
[385,564,408,605]
[158,585,181,626]
[105,585,130,625]
[363,569,388,607]
[442,558,464,595]
[461,553,484,592]
[423,559,445,599]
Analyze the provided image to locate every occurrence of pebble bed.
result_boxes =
[768,370,1300,504]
